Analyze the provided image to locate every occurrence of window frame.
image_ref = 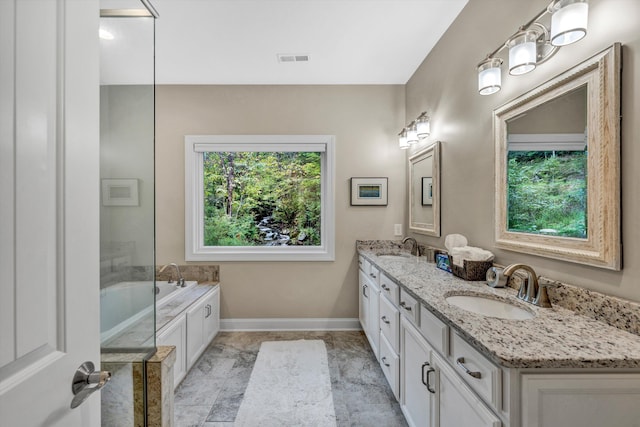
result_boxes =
[184,135,335,261]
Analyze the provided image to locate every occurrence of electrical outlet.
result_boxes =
[394,224,403,236]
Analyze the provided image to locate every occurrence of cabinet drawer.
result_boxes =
[379,333,400,400]
[369,265,380,285]
[360,257,371,276]
[399,289,420,325]
[419,305,448,356]
[450,332,502,409]
[379,272,399,306]
[379,295,400,353]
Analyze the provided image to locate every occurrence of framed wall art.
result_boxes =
[350,177,388,206]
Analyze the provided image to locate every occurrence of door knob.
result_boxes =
[70,361,111,409]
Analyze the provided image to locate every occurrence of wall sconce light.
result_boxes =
[477,0,588,95]
[416,112,431,139]
[398,128,409,150]
[398,112,431,149]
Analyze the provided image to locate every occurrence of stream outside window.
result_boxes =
[185,135,335,261]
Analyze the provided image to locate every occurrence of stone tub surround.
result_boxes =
[357,243,640,369]
[156,264,219,283]
[103,282,218,348]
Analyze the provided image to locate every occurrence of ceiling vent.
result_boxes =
[277,54,310,63]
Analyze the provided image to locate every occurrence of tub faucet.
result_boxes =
[502,263,552,308]
[159,263,185,287]
[401,237,421,257]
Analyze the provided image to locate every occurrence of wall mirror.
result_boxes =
[409,141,440,236]
[494,44,621,270]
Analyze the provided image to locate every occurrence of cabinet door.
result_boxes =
[157,315,187,388]
[186,296,207,369]
[521,373,640,427]
[358,271,370,333]
[400,317,435,427]
[432,352,501,427]
[203,287,220,344]
[368,280,380,359]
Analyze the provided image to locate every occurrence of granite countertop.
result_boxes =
[155,282,218,330]
[358,247,640,370]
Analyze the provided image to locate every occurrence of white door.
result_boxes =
[400,317,434,427]
[0,1,101,426]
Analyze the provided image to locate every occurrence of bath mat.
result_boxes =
[234,339,337,427]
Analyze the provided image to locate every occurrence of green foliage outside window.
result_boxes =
[507,150,587,238]
[203,152,322,246]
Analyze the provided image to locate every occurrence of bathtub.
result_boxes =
[100,280,197,344]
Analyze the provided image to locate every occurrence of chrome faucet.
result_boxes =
[502,263,553,308]
[159,263,185,287]
[401,236,421,257]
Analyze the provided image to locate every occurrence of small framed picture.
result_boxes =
[102,179,139,206]
[350,177,388,206]
[422,177,433,206]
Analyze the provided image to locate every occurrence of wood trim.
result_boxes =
[219,318,361,331]
[494,44,621,270]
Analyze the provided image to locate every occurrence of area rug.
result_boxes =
[234,339,337,427]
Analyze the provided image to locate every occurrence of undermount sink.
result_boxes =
[445,294,535,320]
[376,253,412,259]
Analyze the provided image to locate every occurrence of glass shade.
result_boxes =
[416,116,430,139]
[407,123,418,144]
[508,30,538,75]
[478,57,503,95]
[549,0,588,46]
[399,129,409,149]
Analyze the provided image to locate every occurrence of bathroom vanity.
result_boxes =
[357,243,640,427]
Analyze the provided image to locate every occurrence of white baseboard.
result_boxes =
[220,318,361,332]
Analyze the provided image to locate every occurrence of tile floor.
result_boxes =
[173,331,408,427]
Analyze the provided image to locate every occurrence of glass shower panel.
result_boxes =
[99,5,155,425]
[100,14,155,353]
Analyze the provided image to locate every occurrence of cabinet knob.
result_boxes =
[381,357,390,367]
[400,301,412,311]
[381,316,390,324]
[381,284,389,291]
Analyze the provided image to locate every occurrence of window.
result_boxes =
[185,135,335,261]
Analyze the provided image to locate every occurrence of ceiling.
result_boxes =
[99,0,468,85]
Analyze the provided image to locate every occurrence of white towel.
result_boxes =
[444,234,468,252]
[450,246,494,267]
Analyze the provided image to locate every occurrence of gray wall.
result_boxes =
[156,85,406,319]
[405,0,640,302]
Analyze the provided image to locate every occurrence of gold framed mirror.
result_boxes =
[494,44,621,270]
[409,141,440,236]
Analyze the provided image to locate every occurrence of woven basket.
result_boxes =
[447,255,493,281]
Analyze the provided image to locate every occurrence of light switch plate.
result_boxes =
[394,224,402,236]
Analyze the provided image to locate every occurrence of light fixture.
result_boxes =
[477,57,503,95]
[549,0,589,46]
[398,128,409,150]
[508,29,538,75]
[476,0,588,95]
[406,121,419,145]
[416,112,431,139]
[397,112,432,149]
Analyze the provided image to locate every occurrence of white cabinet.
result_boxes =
[203,287,220,344]
[358,257,380,359]
[157,314,187,386]
[187,287,220,368]
[400,316,435,427]
[358,270,370,336]
[432,351,502,427]
[521,373,640,427]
